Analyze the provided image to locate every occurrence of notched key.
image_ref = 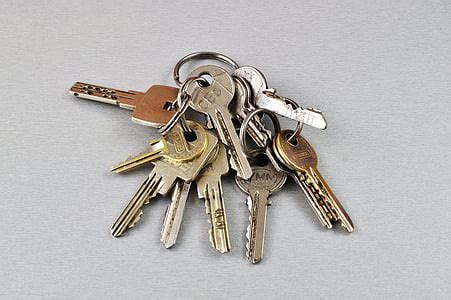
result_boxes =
[236,153,287,264]
[186,65,253,179]
[273,130,354,232]
[70,82,178,127]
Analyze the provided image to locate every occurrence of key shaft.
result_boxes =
[161,180,191,248]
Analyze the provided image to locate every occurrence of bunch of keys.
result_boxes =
[69,51,354,263]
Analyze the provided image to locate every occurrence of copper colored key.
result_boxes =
[69,82,178,127]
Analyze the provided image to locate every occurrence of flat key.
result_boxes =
[111,125,218,237]
[196,143,230,253]
[160,180,191,248]
[273,130,354,232]
[187,65,253,179]
[111,121,208,173]
[235,153,287,264]
[233,66,327,130]
[258,91,327,129]
[70,82,177,127]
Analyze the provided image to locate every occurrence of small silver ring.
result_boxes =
[282,97,303,142]
[159,76,207,135]
[173,52,240,86]
[239,108,281,158]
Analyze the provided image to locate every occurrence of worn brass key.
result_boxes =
[273,130,354,232]
[69,82,177,127]
[111,121,208,173]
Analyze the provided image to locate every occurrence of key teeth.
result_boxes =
[245,196,253,261]
[130,210,143,228]
[204,190,216,250]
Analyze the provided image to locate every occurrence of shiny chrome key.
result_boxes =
[233,66,327,130]
[196,143,230,253]
[186,65,253,179]
[273,130,354,232]
[235,153,287,264]
[111,124,218,237]
[70,82,177,127]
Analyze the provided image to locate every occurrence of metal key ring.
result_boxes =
[159,76,207,135]
[239,108,281,158]
[173,52,240,86]
[282,97,303,143]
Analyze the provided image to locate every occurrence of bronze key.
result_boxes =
[69,82,178,127]
[273,130,354,232]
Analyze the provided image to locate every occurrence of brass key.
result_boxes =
[273,130,354,232]
[69,82,178,127]
[111,121,208,173]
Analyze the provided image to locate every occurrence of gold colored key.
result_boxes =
[111,121,208,173]
[273,130,354,232]
[69,82,178,127]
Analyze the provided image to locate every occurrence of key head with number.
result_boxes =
[186,65,235,113]
[273,130,318,172]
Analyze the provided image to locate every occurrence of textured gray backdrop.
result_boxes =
[1,0,450,299]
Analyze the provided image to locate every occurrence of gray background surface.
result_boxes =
[1,0,450,299]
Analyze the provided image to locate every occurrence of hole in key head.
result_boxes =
[253,153,269,167]
[198,73,213,87]
[163,101,173,111]
[286,132,298,147]
[184,131,197,142]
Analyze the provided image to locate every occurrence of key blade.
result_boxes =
[204,182,230,253]
[212,107,253,179]
[196,144,230,253]
[111,172,163,237]
[309,168,354,232]
[69,82,142,109]
[245,190,270,264]
[160,180,191,248]
[111,139,168,174]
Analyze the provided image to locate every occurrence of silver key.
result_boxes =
[235,153,287,264]
[196,143,230,253]
[111,128,218,237]
[186,65,253,180]
[233,66,327,130]
[160,180,191,248]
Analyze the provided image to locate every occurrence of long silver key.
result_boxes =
[196,143,230,253]
[111,127,218,237]
[233,66,327,130]
[235,153,287,264]
[186,65,253,180]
